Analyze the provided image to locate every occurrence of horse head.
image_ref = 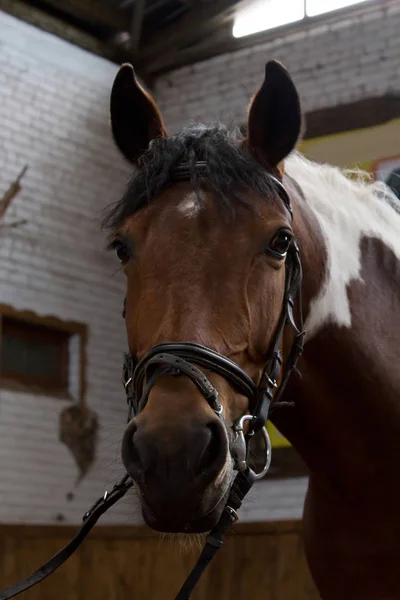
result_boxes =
[105,60,303,533]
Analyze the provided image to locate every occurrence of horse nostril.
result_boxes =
[196,423,222,476]
[121,421,141,474]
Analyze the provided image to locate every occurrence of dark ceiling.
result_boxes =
[1,0,247,80]
[0,0,389,82]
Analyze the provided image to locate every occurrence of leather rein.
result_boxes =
[0,162,305,600]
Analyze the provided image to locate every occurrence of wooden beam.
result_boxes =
[0,519,302,539]
[142,23,231,75]
[239,96,400,141]
[303,95,400,140]
[130,0,146,52]
[138,0,239,66]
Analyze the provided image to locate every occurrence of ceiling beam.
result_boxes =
[142,23,231,75]
[130,0,146,52]
[31,0,129,32]
[137,0,240,69]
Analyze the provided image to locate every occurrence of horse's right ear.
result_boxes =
[110,64,167,164]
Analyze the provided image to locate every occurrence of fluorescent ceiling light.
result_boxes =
[233,0,305,38]
[307,0,369,17]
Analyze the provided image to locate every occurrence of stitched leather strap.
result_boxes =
[144,353,222,413]
[128,342,257,416]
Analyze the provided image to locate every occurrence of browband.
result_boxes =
[170,161,293,219]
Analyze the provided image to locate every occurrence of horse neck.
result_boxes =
[276,165,400,497]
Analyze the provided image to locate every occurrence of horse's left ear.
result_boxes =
[247,60,302,170]
[110,63,167,165]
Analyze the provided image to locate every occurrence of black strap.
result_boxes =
[145,354,222,413]
[174,468,256,600]
[0,476,133,600]
[136,364,172,415]
[170,162,293,219]
[273,240,305,405]
[131,342,256,412]
[170,161,208,181]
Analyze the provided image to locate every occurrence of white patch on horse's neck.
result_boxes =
[178,191,201,218]
[286,153,400,340]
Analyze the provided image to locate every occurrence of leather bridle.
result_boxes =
[0,162,305,600]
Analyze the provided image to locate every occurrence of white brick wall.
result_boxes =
[0,10,307,527]
[0,11,136,525]
[155,3,400,132]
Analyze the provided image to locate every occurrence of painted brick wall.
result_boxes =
[155,2,400,133]
[0,11,136,525]
[0,11,307,527]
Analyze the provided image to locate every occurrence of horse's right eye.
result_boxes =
[267,230,293,259]
[115,241,130,264]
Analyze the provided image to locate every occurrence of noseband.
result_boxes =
[0,162,305,600]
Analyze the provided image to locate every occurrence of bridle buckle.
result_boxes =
[225,505,239,522]
[233,415,272,480]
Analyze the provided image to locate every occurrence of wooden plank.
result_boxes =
[0,523,315,599]
[296,541,321,600]
[80,537,201,600]
[275,533,304,599]
[0,536,18,589]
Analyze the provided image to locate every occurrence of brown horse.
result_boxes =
[105,61,400,600]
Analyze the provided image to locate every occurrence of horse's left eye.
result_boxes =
[115,241,130,264]
[267,230,292,258]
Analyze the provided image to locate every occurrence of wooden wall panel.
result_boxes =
[0,523,319,600]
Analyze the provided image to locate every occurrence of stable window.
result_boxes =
[233,0,371,38]
[306,0,368,17]
[0,306,87,400]
[233,0,305,38]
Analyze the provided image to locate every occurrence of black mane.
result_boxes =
[103,124,277,230]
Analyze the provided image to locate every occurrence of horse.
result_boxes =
[104,60,400,600]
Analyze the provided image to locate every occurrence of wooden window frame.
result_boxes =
[0,304,87,402]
